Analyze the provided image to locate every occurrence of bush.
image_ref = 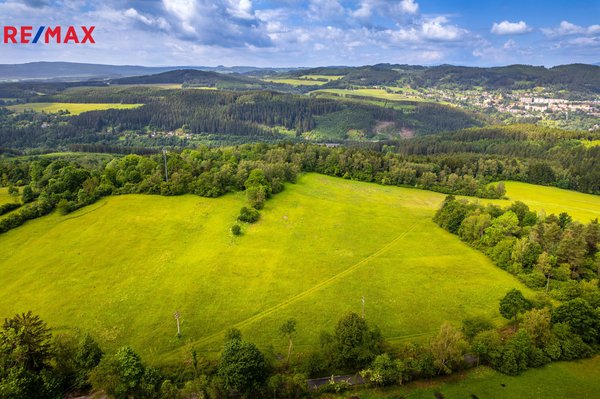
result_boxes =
[461,316,494,340]
[238,206,260,223]
[231,224,242,236]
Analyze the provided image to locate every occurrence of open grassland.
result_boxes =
[7,102,143,115]
[312,88,438,103]
[344,356,600,399]
[0,174,536,365]
[581,139,600,147]
[262,78,328,86]
[0,187,18,206]
[300,75,344,81]
[478,181,600,222]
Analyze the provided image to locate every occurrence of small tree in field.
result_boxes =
[499,289,531,330]
[279,319,297,365]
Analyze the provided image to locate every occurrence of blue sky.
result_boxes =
[0,0,598,67]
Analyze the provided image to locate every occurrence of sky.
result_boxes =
[0,0,598,67]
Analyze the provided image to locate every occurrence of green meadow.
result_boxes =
[338,356,600,399]
[7,102,143,115]
[1,175,598,367]
[479,181,600,222]
[262,78,328,86]
[0,187,18,206]
[312,88,436,103]
[0,174,539,366]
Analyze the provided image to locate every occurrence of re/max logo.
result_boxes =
[2,26,95,44]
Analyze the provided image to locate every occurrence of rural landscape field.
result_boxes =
[1,1,599,398]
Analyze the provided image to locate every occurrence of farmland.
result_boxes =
[7,102,143,115]
[0,174,535,365]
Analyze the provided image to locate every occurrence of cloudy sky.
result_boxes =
[0,0,598,67]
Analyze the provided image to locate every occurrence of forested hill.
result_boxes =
[289,63,600,93]
[111,69,259,87]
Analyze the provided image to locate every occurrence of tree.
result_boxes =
[360,353,405,386]
[218,339,267,396]
[73,334,104,389]
[225,328,242,342]
[90,346,145,399]
[21,185,36,204]
[429,322,467,375]
[322,312,384,370]
[482,211,520,247]
[238,206,260,223]
[0,311,52,372]
[499,289,531,330]
[522,308,552,347]
[535,252,556,292]
[279,319,297,365]
[552,298,600,344]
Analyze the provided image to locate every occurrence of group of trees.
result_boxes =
[434,197,600,304]
[8,139,600,235]
[3,286,599,399]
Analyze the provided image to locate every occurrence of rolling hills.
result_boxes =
[0,174,538,365]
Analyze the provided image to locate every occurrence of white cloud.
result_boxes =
[541,20,600,36]
[503,39,517,49]
[491,20,531,35]
[398,0,419,15]
[421,16,466,41]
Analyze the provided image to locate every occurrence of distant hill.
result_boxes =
[110,69,262,88]
[0,62,299,82]
[289,63,600,94]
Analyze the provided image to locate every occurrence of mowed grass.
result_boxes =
[0,174,534,365]
[7,102,143,115]
[344,356,600,399]
[478,181,600,223]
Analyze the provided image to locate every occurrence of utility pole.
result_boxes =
[174,311,181,338]
[362,295,365,319]
[163,149,169,182]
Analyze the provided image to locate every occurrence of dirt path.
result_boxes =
[166,221,423,354]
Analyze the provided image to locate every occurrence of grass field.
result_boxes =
[478,181,600,222]
[7,102,143,115]
[581,139,600,148]
[262,78,328,86]
[311,88,435,103]
[300,75,343,81]
[0,187,18,206]
[342,356,600,399]
[0,174,536,365]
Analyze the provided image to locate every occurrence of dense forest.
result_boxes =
[0,87,483,149]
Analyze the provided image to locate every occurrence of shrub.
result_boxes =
[231,224,242,236]
[238,206,260,223]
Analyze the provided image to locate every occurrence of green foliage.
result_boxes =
[266,373,307,399]
[360,353,405,386]
[552,298,600,344]
[461,315,494,340]
[231,224,242,236]
[238,206,260,223]
[321,312,384,370]
[430,322,468,375]
[218,339,267,395]
[90,346,146,399]
[499,289,532,329]
[0,311,52,372]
